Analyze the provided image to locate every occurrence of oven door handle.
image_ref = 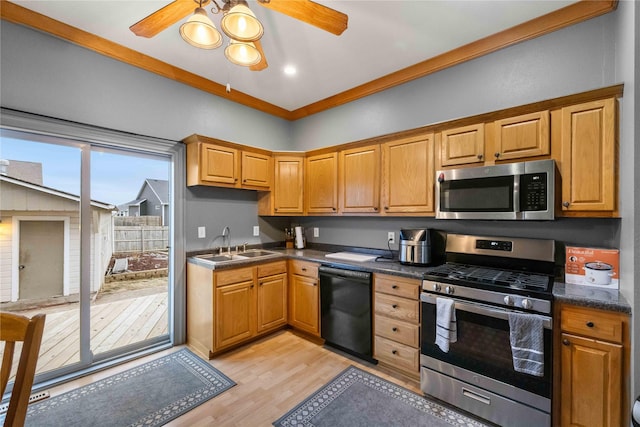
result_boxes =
[420,293,552,330]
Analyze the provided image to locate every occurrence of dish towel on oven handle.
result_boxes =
[435,297,457,353]
[508,312,544,377]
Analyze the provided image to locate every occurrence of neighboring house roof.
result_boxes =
[117,198,146,211]
[138,179,169,205]
[0,175,116,211]
[0,159,43,185]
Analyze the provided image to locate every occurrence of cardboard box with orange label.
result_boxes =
[565,246,619,289]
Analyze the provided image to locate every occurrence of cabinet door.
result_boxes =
[200,143,239,185]
[559,99,616,212]
[257,273,287,332]
[288,274,319,336]
[339,145,380,213]
[242,150,271,189]
[560,333,622,427]
[273,156,304,215]
[493,111,550,161]
[440,123,485,167]
[382,134,434,214]
[305,152,338,214]
[215,280,255,349]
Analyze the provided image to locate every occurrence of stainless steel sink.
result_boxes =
[193,249,279,266]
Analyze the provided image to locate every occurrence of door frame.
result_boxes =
[12,216,70,301]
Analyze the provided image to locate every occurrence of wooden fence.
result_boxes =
[113,226,168,254]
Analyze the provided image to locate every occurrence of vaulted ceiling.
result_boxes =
[1,1,618,120]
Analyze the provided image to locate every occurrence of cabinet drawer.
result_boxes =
[290,260,319,278]
[374,335,419,372]
[561,305,624,343]
[215,266,254,287]
[375,293,419,323]
[258,260,286,278]
[375,315,419,347]
[374,274,420,299]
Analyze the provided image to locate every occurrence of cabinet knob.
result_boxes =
[477,154,483,160]
[374,207,378,211]
[392,304,398,309]
[384,206,389,210]
[251,284,254,289]
[494,152,500,158]
[392,327,398,332]
[302,267,307,272]
[392,285,398,289]
[332,207,337,211]
[586,321,595,328]
[562,201,570,208]
[562,339,570,346]
[392,350,398,355]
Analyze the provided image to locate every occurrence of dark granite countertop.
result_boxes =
[187,246,632,315]
[552,282,632,315]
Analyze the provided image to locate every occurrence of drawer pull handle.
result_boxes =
[392,327,398,332]
[392,304,398,309]
[586,321,594,328]
[562,339,570,346]
[392,350,398,355]
[462,388,491,406]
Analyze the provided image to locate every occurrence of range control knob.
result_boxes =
[503,295,514,306]
[433,283,442,292]
[521,299,533,310]
[445,286,455,295]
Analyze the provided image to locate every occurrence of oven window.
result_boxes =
[440,176,513,212]
[421,301,551,398]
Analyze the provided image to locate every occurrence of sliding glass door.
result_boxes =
[0,123,175,385]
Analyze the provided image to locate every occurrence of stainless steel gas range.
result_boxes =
[420,233,555,427]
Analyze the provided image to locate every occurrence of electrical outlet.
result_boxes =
[387,231,395,244]
[253,226,260,236]
[313,227,319,237]
[198,226,206,239]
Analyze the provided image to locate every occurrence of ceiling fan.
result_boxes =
[130,0,348,71]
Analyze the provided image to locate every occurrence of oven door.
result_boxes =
[420,292,552,399]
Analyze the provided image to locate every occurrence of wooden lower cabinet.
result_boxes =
[288,260,320,336]
[373,274,421,379]
[186,260,287,358]
[556,304,629,427]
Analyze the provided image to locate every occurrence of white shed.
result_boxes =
[0,175,115,303]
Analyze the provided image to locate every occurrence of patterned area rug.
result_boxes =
[273,366,490,427]
[19,348,235,427]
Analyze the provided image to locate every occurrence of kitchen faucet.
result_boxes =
[222,226,231,253]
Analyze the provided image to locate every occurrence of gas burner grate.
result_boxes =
[427,263,550,290]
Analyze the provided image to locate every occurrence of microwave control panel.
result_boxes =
[519,172,547,211]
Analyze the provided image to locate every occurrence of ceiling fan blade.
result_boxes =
[130,0,207,38]
[258,0,348,36]
[250,39,268,71]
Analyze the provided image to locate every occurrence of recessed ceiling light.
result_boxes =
[283,65,297,76]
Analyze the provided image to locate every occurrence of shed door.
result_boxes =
[19,220,64,300]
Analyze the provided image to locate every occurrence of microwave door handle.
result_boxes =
[514,175,521,214]
[420,293,552,330]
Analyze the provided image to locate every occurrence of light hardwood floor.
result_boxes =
[39,330,421,426]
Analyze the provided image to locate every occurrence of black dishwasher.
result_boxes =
[319,265,375,363]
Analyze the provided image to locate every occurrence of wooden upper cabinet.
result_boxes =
[198,143,239,186]
[439,123,485,167]
[339,145,380,213]
[272,155,304,215]
[381,133,435,214]
[241,150,271,189]
[492,110,550,161]
[305,152,338,214]
[558,98,616,213]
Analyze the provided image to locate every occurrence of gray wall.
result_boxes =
[0,21,291,150]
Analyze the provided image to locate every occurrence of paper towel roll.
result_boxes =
[295,226,304,249]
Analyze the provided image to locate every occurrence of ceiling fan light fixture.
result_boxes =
[224,39,262,67]
[220,1,264,42]
[180,7,223,49]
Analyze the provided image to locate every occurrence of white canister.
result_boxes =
[583,261,614,286]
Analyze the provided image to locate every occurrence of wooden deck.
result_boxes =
[2,290,168,378]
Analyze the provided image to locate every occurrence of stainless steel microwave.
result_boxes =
[435,159,556,220]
